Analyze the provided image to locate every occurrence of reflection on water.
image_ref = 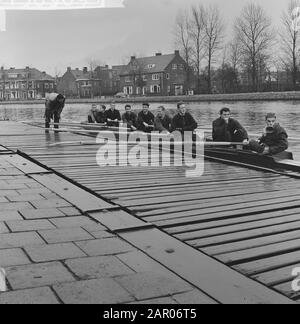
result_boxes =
[1,100,300,159]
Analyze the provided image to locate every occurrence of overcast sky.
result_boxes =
[0,0,292,75]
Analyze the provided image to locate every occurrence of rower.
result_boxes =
[88,104,100,124]
[105,102,121,127]
[212,107,248,144]
[97,105,107,124]
[249,113,289,155]
[171,102,198,133]
[44,93,65,132]
[137,103,155,133]
[154,106,172,133]
[122,104,137,131]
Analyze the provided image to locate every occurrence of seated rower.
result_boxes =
[249,113,288,155]
[137,103,155,133]
[171,102,198,133]
[154,106,172,133]
[106,102,121,127]
[97,105,108,124]
[88,104,99,123]
[212,107,248,144]
[122,104,137,131]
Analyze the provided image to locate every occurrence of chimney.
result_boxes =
[83,67,88,73]
[25,66,30,70]
[131,56,136,61]
[10,67,15,70]
[174,50,180,56]
[67,67,71,72]
[156,53,162,56]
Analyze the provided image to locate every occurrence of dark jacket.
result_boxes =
[212,117,248,142]
[154,114,172,132]
[137,111,155,132]
[259,124,288,154]
[171,112,198,132]
[45,93,65,120]
[122,112,137,128]
[95,111,107,124]
[105,109,121,127]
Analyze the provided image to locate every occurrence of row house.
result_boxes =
[57,67,101,98]
[0,67,55,100]
[119,51,188,96]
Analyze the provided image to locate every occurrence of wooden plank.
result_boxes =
[117,227,294,304]
[218,237,300,265]
[2,154,49,174]
[116,185,300,209]
[253,265,299,287]
[175,214,300,242]
[188,220,300,249]
[203,229,300,256]
[234,251,300,276]
[31,173,113,212]
[153,200,300,228]
[167,208,300,235]
[273,281,300,300]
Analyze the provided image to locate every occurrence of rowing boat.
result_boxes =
[23,120,300,174]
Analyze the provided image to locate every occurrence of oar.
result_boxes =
[24,120,300,142]
[49,139,246,147]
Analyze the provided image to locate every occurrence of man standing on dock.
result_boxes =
[44,93,66,132]
[212,107,248,143]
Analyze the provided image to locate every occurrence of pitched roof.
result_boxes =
[121,53,179,75]
[0,67,54,80]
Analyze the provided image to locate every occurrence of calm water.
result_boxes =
[1,101,300,159]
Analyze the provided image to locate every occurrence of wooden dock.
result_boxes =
[1,121,300,303]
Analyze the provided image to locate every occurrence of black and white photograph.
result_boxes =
[0,0,300,307]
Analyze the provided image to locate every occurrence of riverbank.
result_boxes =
[1,91,300,105]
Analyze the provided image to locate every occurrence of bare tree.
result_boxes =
[279,0,300,90]
[174,9,192,68]
[87,58,105,73]
[234,3,274,92]
[228,37,242,74]
[190,4,206,94]
[174,9,193,91]
[203,4,225,93]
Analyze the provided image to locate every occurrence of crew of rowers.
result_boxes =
[87,102,289,156]
[88,102,197,134]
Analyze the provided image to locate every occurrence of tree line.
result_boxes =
[174,0,300,94]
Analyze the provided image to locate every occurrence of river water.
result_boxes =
[1,100,300,160]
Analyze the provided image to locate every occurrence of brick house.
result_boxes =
[57,67,101,98]
[0,67,55,100]
[119,51,188,96]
